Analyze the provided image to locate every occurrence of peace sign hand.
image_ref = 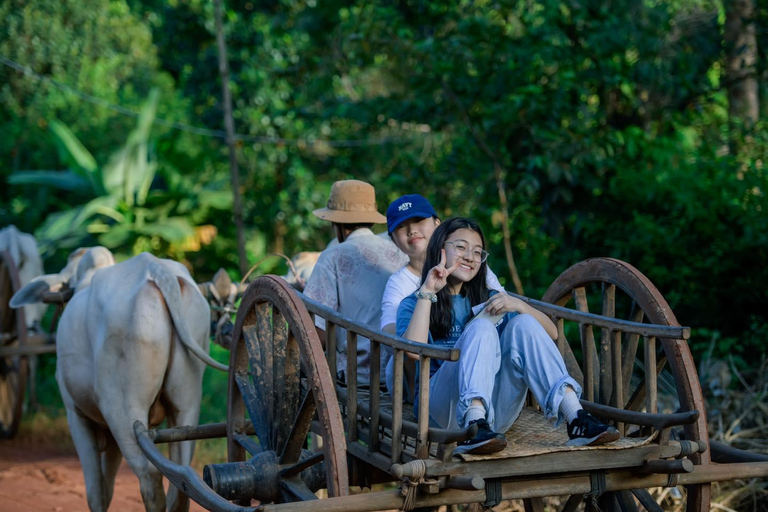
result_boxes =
[421,249,461,294]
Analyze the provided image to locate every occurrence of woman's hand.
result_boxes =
[483,293,527,316]
[421,249,460,294]
[483,293,559,340]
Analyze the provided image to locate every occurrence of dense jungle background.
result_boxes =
[2,0,768,509]
[4,0,767,364]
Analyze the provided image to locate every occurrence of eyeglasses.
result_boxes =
[444,240,488,262]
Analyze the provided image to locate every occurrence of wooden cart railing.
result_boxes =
[298,288,713,511]
[0,250,72,438]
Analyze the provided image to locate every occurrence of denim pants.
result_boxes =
[422,313,581,432]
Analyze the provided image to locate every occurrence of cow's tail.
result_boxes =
[148,261,228,372]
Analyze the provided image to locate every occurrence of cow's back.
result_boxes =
[56,253,209,426]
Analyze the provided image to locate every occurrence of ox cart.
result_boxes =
[133,256,768,512]
[0,250,71,438]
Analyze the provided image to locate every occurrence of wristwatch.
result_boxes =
[415,290,438,303]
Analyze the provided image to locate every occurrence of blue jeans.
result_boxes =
[420,313,581,432]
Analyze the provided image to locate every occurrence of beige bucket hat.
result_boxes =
[312,180,387,224]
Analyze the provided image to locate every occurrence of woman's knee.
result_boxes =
[459,319,500,355]
[509,313,541,331]
[500,313,550,348]
[465,317,497,335]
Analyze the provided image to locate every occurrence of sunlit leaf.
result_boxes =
[98,224,133,248]
[198,190,234,210]
[136,217,195,243]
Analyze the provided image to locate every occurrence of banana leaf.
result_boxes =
[34,196,121,250]
[50,120,104,196]
[102,90,159,203]
[8,170,92,192]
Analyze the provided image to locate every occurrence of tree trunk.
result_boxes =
[725,0,759,132]
[213,0,249,277]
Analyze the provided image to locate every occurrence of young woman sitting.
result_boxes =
[396,218,620,454]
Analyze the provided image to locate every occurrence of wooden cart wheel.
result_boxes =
[225,275,349,504]
[539,257,710,512]
[0,251,28,439]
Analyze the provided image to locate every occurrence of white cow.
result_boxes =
[11,247,226,512]
[0,225,45,330]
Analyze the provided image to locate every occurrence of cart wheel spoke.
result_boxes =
[573,285,599,401]
[271,314,300,453]
[621,303,645,400]
[0,364,20,425]
[279,388,316,464]
[233,366,270,445]
[280,476,318,502]
[280,451,324,478]
[254,303,276,447]
[631,488,664,512]
[232,432,262,456]
[616,490,639,512]
[560,494,582,512]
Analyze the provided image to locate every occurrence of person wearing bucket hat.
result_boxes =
[304,180,408,386]
[379,194,505,399]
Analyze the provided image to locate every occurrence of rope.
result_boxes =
[677,439,697,457]
[482,479,502,509]
[667,473,679,488]
[584,471,606,512]
[399,459,427,512]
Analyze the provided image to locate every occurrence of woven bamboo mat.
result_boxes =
[457,408,656,461]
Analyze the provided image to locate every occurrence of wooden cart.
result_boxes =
[135,257,768,511]
[0,251,71,439]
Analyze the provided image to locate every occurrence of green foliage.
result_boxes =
[199,344,231,425]
[3,0,768,364]
[8,91,231,258]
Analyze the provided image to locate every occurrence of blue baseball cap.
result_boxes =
[386,194,438,234]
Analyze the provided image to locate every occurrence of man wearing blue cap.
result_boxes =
[380,194,505,397]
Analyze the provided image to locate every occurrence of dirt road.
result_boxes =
[0,439,207,512]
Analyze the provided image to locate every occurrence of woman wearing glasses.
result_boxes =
[397,218,619,454]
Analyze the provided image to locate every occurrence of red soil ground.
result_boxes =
[0,437,207,512]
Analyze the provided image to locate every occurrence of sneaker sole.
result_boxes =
[454,437,508,455]
[566,429,621,447]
